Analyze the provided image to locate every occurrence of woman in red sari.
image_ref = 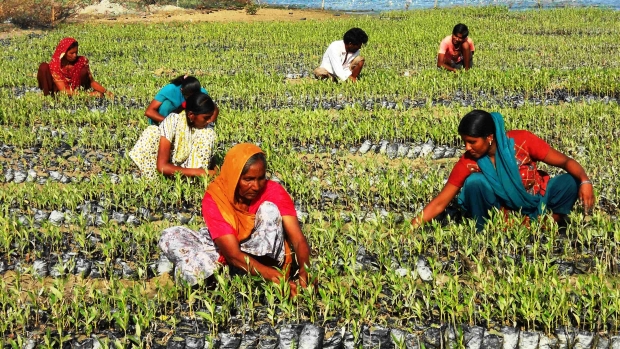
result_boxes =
[37,37,111,97]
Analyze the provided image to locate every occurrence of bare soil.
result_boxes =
[0,6,346,39]
[76,7,345,24]
[0,24,45,39]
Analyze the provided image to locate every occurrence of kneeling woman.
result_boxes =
[159,144,312,294]
[412,110,594,230]
[37,37,111,97]
[129,93,217,179]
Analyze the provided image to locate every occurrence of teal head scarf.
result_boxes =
[476,112,545,218]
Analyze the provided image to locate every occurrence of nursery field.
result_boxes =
[1,6,620,348]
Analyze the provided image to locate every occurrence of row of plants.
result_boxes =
[0,150,601,216]
[1,102,619,150]
[6,85,619,112]
[1,214,620,344]
[1,8,620,101]
[1,213,617,282]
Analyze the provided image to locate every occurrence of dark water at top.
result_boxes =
[261,0,620,12]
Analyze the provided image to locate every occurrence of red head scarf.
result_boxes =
[48,37,89,89]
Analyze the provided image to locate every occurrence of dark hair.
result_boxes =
[186,93,215,115]
[343,28,368,46]
[170,75,202,96]
[67,41,78,51]
[241,152,267,175]
[453,23,469,37]
[458,110,495,138]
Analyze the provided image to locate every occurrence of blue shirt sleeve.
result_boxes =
[200,87,208,95]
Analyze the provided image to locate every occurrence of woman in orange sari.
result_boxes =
[159,144,311,294]
[37,37,111,97]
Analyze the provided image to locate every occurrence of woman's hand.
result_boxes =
[298,269,309,288]
[410,215,423,229]
[90,80,110,98]
[261,266,287,284]
[412,183,460,227]
[214,235,287,284]
[579,182,594,212]
[298,268,319,288]
[289,281,298,298]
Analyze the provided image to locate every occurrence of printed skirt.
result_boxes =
[158,201,286,285]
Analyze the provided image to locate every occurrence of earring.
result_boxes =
[489,141,492,146]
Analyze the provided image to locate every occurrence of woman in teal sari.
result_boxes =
[412,110,594,230]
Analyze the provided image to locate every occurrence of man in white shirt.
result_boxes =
[314,28,368,82]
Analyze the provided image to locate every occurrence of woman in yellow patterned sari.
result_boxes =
[129,93,217,178]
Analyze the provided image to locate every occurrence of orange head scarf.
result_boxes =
[206,143,264,241]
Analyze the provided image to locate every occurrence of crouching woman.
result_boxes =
[129,92,217,179]
[37,37,111,97]
[159,144,312,294]
[412,110,594,231]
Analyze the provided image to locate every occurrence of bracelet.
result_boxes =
[580,180,592,186]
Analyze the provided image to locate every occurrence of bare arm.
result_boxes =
[214,234,286,283]
[86,67,112,97]
[90,81,111,97]
[437,53,457,72]
[282,215,311,287]
[156,136,207,177]
[145,100,166,124]
[542,148,594,210]
[53,79,77,96]
[411,183,461,227]
[462,42,472,70]
[348,59,364,82]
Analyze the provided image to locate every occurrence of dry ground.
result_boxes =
[0,5,348,38]
[80,7,345,24]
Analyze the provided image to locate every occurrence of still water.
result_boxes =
[261,0,620,11]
